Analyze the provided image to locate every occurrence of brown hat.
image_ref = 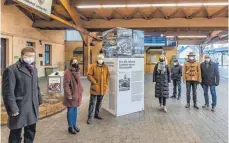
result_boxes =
[187,52,195,56]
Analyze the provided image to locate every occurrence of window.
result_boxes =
[65,30,82,41]
[45,44,51,65]
[26,42,34,47]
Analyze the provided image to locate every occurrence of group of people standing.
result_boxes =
[2,47,219,142]
[153,52,220,113]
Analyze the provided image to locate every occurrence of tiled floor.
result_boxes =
[1,74,228,143]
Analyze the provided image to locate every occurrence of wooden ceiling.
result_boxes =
[4,0,229,45]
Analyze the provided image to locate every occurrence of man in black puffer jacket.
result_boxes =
[170,59,182,100]
[201,54,220,112]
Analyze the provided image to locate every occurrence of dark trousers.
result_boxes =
[172,80,181,98]
[202,84,217,107]
[67,107,78,127]
[159,97,167,106]
[88,95,103,118]
[9,123,36,143]
[186,81,198,104]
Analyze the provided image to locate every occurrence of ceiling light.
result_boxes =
[102,5,126,8]
[77,5,101,9]
[77,3,229,9]
[204,2,229,6]
[178,36,207,38]
[166,36,175,38]
[152,4,177,7]
[127,4,151,7]
[177,3,203,7]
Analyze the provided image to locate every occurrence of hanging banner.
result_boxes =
[15,0,53,15]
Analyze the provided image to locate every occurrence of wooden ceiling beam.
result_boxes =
[189,7,204,19]
[148,8,159,19]
[158,8,168,19]
[114,9,128,20]
[138,9,148,20]
[204,7,210,19]
[209,6,228,19]
[94,10,109,21]
[168,8,181,19]
[128,8,139,20]
[181,8,189,19]
[16,5,33,21]
[59,0,101,42]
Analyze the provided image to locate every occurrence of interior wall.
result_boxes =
[1,2,65,77]
[91,42,103,63]
[65,41,83,73]
[145,47,178,74]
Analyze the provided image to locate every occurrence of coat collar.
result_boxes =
[204,60,213,65]
[16,61,32,77]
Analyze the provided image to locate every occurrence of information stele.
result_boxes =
[14,0,53,16]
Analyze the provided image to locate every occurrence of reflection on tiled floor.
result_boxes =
[1,74,228,143]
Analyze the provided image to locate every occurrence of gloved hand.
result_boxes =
[215,83,219,86]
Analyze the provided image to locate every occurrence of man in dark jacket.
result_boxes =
[201,54,219,112]
[2,47,43,143]
[170,59,182,100]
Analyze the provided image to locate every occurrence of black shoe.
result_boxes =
[74,126,80,133]
[177,97,180,100]
[194,104,199,109]
[202,104,209,109]
[87,118,92,124]
[68,127,77,134]
[170,96,176,99]
[185,104,190,108]
[94,115,103,120]
[211,106,216,112]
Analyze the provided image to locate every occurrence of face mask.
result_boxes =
[174,62,178,66]
[98,60,103,65]
[72,63,78,68]
[205,58,210,62]
[159,58,164,62]
[23,57,35,65]
[189,56,195,60]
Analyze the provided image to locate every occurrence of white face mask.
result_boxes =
[189,56,195,60]
[98,60,103,65]
[174,62,178,66]
[23,57,35,65]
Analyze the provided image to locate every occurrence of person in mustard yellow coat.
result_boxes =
[86,53,110,124]
[183,52,201,109]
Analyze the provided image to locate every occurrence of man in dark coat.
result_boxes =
[2,47,43,143]
[170,59,182,100]
[153,55,170,112]
[201,54,219,112]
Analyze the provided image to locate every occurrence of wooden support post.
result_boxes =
[83,35,91,76]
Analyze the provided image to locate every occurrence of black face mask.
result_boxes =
[159,58,164,62]
[72,63,79,69]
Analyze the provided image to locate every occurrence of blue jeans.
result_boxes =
[67,107,78,127]
[202,84,217,107]
[173,80,181,98]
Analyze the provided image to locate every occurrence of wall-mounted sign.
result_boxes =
[14,56,20,63]
[15,0,53,15]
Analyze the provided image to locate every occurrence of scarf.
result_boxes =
[20,59,34,74]
[157,61,166,74]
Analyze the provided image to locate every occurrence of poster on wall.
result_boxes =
[48,78,61,93]
[15,0,53,15]
[14,56,20,63]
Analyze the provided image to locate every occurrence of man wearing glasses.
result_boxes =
[2,47,43,143]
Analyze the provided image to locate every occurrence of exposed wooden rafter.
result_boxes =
[93,10,109,21]
[128,9,139,19]
[189,7,204,19]
[204,7,210,19]
[59,0,101,42]
[158,8,168,19]
[209,6,228,19]
[181,8,189,19]
[168,8,181,19]
[148,8,159,19]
